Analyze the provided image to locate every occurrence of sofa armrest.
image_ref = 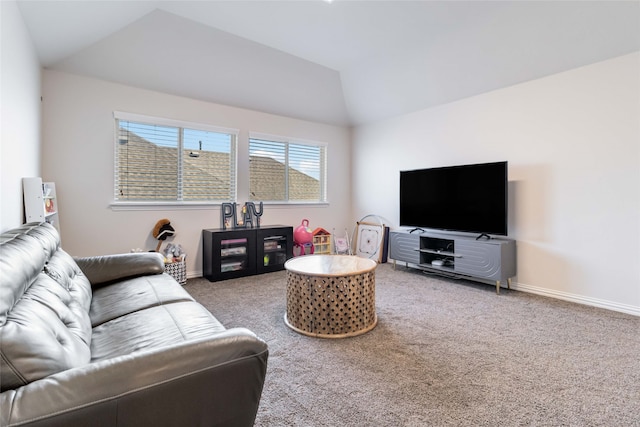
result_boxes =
[74,252,165,286]
[0,328,268,427]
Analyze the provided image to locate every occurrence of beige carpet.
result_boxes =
[184,263,640,426]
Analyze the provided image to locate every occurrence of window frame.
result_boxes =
[111,111,239,209]
[248,132,328,204]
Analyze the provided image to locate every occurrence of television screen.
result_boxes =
[400,161,508,236]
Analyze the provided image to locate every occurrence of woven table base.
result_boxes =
[285,270,377,338]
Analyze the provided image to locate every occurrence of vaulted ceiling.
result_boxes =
[16,1,640,126]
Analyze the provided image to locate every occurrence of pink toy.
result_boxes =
[294,219,313,245]
[293,219,314,256]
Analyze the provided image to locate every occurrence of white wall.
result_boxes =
[41,70,352,276]
[352,52,640,315]
[0,0,42,232]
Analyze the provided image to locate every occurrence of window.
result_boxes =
[114,113,237,203]
[249,134,327,202]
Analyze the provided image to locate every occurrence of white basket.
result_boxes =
[165,259,187,285]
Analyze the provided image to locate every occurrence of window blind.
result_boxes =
[249,136,326,202]
[115,116,237,202]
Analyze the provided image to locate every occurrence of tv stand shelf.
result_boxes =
[419,249,460,258]
[389,229,516,294]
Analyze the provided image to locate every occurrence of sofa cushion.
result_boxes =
[0,273,91,391]
[0,223,59,325]
[0,234,47,325]
[0,222,59,258]
[89,273,195,327]
[44,248,93,313]
[90,301,226,362]
[0,222,92,392]
[75,252,165,286]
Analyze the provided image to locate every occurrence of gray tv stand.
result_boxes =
[389,229,516,294]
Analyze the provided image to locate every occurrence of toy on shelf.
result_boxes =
[293,219,314,256]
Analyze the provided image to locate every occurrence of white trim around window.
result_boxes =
[114,111,239,137]
[112,112,239,209]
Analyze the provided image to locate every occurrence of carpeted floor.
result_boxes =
[184,263,640,426]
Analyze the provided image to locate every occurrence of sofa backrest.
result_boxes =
[0,223,93,392]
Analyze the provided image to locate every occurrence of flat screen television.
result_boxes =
[400,161,508,236]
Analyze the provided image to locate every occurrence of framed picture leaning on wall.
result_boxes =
[354,221,388,263]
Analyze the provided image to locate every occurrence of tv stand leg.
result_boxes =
[496,278,512,294]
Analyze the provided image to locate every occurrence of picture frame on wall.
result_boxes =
[354,221,389,263]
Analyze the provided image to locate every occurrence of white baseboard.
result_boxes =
[188,270,202,280]
[184,268,638,317]
[512,282,640,317]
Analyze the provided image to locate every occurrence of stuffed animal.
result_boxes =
[152,218,175,252]
[163,243,185,263]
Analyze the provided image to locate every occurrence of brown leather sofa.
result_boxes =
[0,222,268,427]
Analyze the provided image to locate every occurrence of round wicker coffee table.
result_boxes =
[284,255,377,338]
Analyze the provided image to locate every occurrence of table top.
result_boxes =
[285,255,377,277]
